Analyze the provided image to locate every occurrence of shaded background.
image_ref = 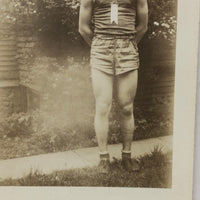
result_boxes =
[0,0,177,159]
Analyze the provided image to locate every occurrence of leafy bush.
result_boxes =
[148,0,177,41]
[0,0,177,47]
[0,112,33,137]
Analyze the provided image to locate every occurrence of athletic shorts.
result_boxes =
[90,34,139,75]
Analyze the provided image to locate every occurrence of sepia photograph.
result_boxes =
[0,0,198,198]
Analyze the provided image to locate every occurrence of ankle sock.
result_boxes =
[122,151,131,160]
[99,152,110,161]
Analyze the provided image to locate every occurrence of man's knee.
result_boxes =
[120,103,133,117]
[96,101,112,117]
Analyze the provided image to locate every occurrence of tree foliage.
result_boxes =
[0,0,177,51]
[148,0,177,40]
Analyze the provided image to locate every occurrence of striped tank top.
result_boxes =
[93,0,137,36]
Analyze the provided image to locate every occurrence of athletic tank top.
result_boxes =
[93,0,137,35]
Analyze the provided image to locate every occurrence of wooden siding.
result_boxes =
[0,26,19,87]
[135,39,176,113]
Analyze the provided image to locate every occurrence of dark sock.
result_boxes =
[100,153,110,161]
[122,152,131,160]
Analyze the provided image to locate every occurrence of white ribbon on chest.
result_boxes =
[110,3,118,24]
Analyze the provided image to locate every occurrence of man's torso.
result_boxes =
[93,0,137,36]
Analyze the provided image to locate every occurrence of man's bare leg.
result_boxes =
[116,70,138,151]
[91,68,113,154]
[116,70,139,171]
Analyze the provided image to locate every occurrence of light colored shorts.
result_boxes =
[90,34,139,75]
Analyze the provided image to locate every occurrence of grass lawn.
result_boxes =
[0,150,172,188]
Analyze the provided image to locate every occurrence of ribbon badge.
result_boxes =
[111,2,118,24]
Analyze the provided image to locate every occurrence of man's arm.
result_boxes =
[136,0,148,44]
[79,0,93,46]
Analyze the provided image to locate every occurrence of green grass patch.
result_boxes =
[0,149,172,188]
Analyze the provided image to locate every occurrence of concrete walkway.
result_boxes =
[0,136,172,181]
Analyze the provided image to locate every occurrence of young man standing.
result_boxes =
[79,0,148,173]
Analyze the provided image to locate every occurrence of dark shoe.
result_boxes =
[98,160,110,174]
[122,158,140,172]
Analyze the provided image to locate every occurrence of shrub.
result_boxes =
[0,0,177,47]
[148,0,177,41]
[0,112,33,138]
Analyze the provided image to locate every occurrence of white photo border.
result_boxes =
[0,0,200,199]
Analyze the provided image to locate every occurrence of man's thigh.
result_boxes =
[116,70,138,106]
[91,69,113,105]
